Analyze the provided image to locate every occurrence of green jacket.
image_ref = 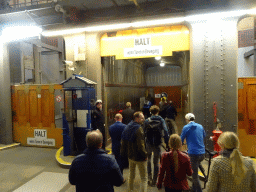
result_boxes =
[120,121,147,161]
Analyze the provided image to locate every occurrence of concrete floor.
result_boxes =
[0,145,208,192]
[0,112,208,192]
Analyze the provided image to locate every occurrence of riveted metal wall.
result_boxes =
[102,56,147,129]
[190,19,238,150]
[103,56,145,85]
[146,66,182,86]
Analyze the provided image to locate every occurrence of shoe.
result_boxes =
[148,180,156,187]
[148,179,152,185]
[151,181,156,187]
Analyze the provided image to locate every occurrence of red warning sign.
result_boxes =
[56,95,62,102]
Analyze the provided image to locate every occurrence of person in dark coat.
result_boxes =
[109,113,126,173]
[91,99,106,149]
[165,101,178,134]
[69,130,125,192]
[122,102,135,125]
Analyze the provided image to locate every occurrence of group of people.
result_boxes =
[69,100,256,192]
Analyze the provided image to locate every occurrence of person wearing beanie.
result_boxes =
[180,113,206,192]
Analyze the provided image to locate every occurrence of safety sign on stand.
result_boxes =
[56,95,62,102]
[27,129,55,147]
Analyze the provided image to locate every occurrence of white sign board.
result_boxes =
[155,94,161,98]
[27,129,55,146]
[124,35,162,57]
[77,110,88,127]
[124,46,162,57]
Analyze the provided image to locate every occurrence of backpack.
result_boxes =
[145,118,163,146]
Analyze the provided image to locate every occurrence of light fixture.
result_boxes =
[42,28,85,36]
[2,25,42,42]
[160,62,165,67]
[155,56,161,60]
[42,8,256,36]
[131,17,185,28]
[42,23,131,36]
[85,23,131,32]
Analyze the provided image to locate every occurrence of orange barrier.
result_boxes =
[238,78,256,157]
[12,84,63,148]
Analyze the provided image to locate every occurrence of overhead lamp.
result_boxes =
[42,28,85,36]
[160,62,165,67]
[42,23,131,36]
[84,23,131,32]
[185,9,249,22]
[2,25,42,42]
[131,17,184,28]
[155,56,161,60]
[41,7,256,36]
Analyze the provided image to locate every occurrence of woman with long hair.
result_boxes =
[157,134,193,192]
[206,131,256,192]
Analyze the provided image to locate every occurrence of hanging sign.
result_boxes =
[27,129,55,146]
[124,35,162,57]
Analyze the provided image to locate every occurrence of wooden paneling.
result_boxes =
[153,86,182,110]
[238,78,256,157]
[11,84,63,148]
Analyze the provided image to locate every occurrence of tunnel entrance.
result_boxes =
[100,25,190,141]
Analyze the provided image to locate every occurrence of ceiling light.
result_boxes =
[42,28,86,36]
[131,17,185,28]
[155,56,161,60]
[85,23,131,32]
[160,62,165,67]
[42,8,256,36]
[2,25,42,42]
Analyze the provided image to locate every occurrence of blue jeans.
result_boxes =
[189,154,205,192]
[146,144,161,184]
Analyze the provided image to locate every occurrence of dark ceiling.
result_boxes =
[0,0,255,30]
[0,0,254,67]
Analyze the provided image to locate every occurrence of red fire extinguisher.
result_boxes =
[210,102,223,158]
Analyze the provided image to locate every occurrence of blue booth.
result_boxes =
[60,74,96,156]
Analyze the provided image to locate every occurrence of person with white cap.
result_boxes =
[92,99,106,149]
[180,113,206,192]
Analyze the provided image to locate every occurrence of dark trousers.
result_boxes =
[113,150,123,174]
[146,144,161,183]
[189,154,205,192]
[165,187,182,192]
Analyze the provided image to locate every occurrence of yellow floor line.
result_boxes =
[0,143,20,150]
[56,147,112,168]
[55,147,71,166]
[106,148,112,155]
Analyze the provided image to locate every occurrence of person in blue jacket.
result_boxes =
[180,113,206,192]
[109,113,127,174]
[69,130,125,192]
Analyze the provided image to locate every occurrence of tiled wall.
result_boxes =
[238,29,254,48]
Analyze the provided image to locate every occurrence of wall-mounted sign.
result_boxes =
[27,129,55,146]
[101,25,190,60]
[56,95,62,102]
[124,36,162,57]
[155,94,161,98]
[134,36,151,46]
